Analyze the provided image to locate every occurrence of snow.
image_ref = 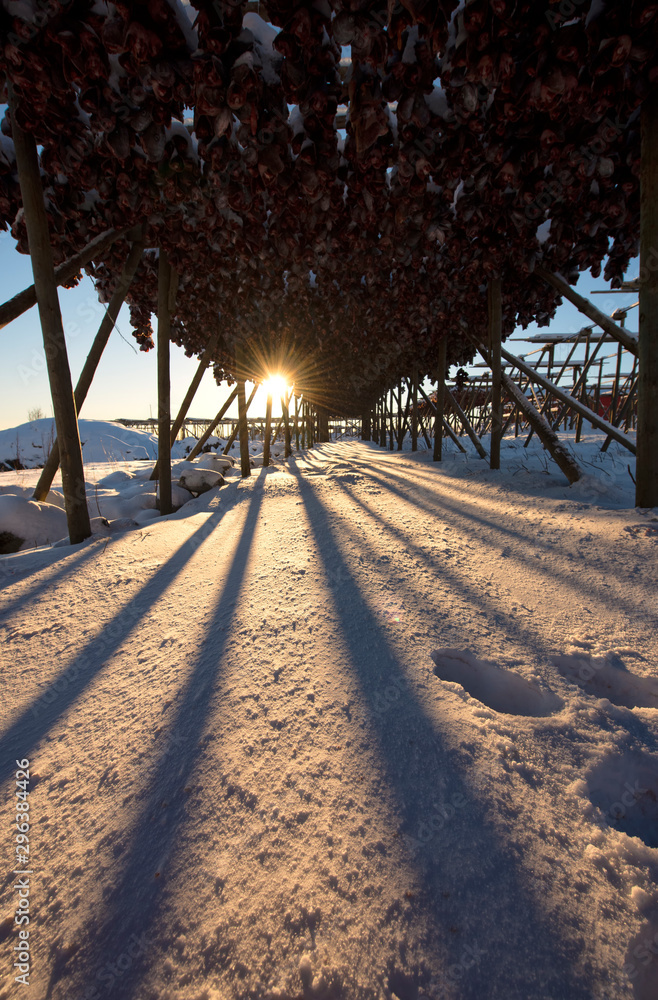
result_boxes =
[1,431,657,999]
[0,492,66,549]
[0,419,162,468]
[536,218,552,244]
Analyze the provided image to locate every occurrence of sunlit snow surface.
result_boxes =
[0,431,657,1000]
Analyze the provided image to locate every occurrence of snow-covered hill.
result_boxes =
[0,418,161,468]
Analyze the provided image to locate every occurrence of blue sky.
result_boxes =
[0,225,640,432]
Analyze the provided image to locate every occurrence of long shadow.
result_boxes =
[361,460,648,621]
[0,539,100,616]
[289,458,595,999]
[364,442,626,506]
[0,507,228,788]
[46,471,267,1000]
[330,478,558,664]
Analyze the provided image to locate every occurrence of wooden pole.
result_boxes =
[379,397,387,447]
[478,341,582,484]
[317,405,330,442]
[536,267,639,357]
[151,329,220,479]
[396,379,402,447]
[263,393,273,466]
[294,395,300,451]
[187,387,239,460]
[637,88,658,507]
[411,370,419,452]
[362,410,371,441]
[389,388,395,450]
[488,278,502,469]
[282,391,292,458]
[33,238,144,501]
[497,343,636,453]
[237,379,251,478]
[433,338,447,461]
[222,388,258,456]
[444,386,488,460]
[157,250,173,514]
[0,225,130,331]
[8,84,91,543]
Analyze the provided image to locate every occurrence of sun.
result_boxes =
[262,373,289,397]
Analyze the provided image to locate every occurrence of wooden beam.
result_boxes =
[0,225,130,331]
[294,395,300,451]
[237,380,251,478]
[446,386,489,460]
[282,391,292,458]
[150,329,220,480]
[637,88,658,506]
[550,329,608,431]
[317,405,330,442]
[33,238,145,501]
[419,382,486,460]
[263,393,273,466]
[187,387,239,460]
[478,341,582,484]
[498,344,636,453]
[157,250,173,514]
[433,339,447,462]
[536,266,639,357]
[8,84,91,544]
[488,278,502,469]
[411,368,419,451]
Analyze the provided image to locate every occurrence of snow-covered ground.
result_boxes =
[0,419,276,551]
[1,432,657,1000]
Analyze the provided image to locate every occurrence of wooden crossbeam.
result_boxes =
[0,225,131,331]
[536,267,639,357]
[499,345,636,454]
[34,238,145,501]
[8,83,91,543]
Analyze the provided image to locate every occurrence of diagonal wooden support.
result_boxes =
[445,385,488,460]
[417,383,468,453]
[499,345,636,453]
[224,383,258,463]
[151,329,220,480]
[8,83,91,543]
[536,266,639,357]
[33,238,145,501]
[550,329,608,432]
[476,341,582,484]
[186,387,239,460]
[0,225,131,330]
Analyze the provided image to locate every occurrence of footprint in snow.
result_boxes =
[584,749,658,849]
[552,651,658,710]
[431,648,562,717]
